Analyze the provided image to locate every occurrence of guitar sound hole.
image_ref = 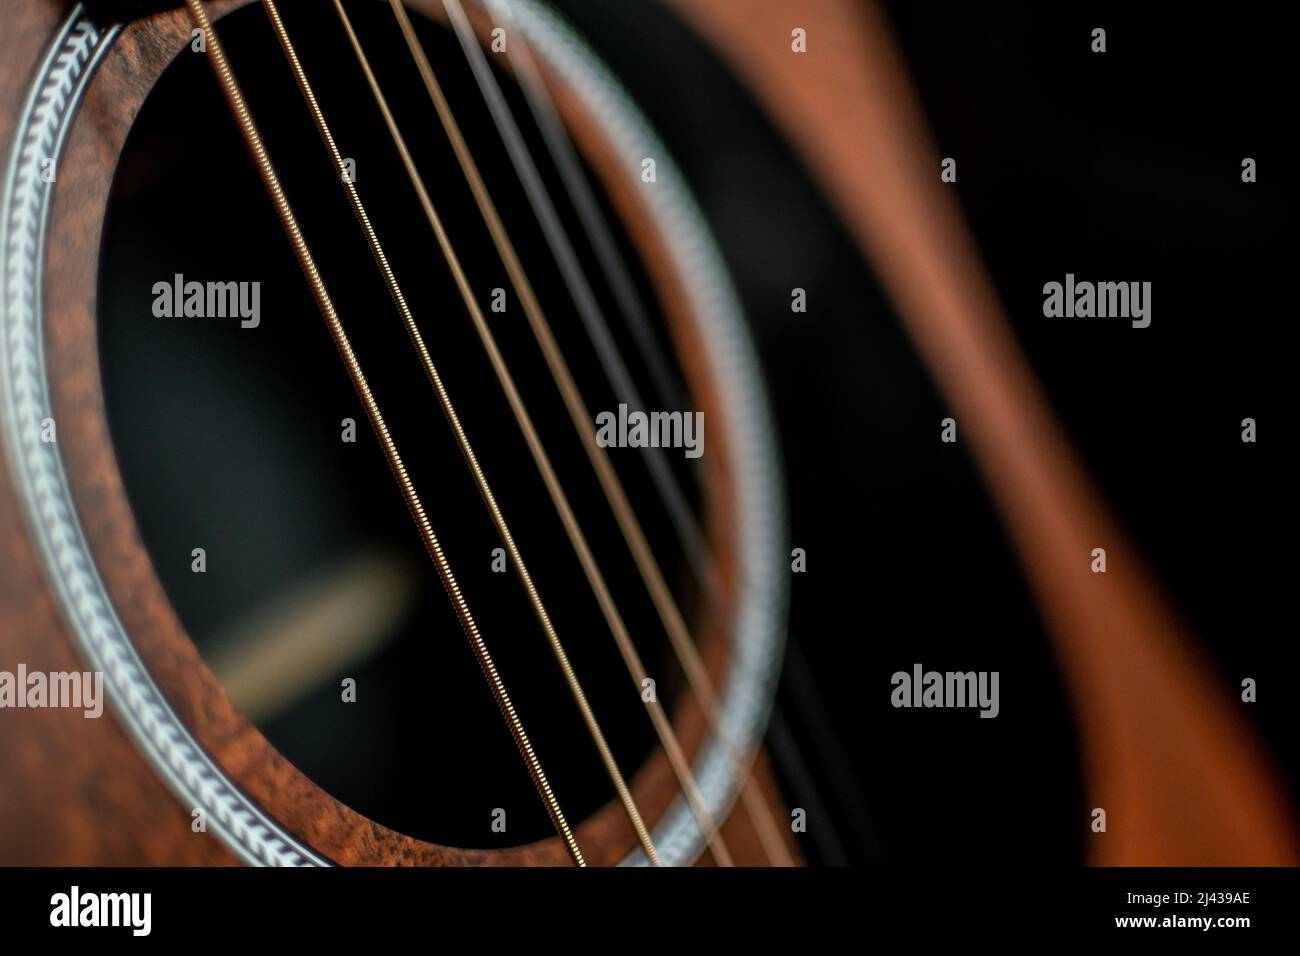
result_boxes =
[97,1,698,848]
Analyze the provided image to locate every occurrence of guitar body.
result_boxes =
[1,0,1294,868]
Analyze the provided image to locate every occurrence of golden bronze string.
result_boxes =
[182,0,584,866]
[261,0,659,865]
[400,0,795,865]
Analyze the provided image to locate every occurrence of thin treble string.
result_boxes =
[486,0,795,867]
[358,0,733,867]
[481,0,690,440]
[483,3,853,867]
[421,0,793,866]
[260,0,660,867]
[179,0,585,866]
[438,0,719,602]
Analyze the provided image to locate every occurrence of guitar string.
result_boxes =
[479,3,851,866]
[481,0,691,442]
[180,0,585,866]
[471,0,795,868]
[439,0,718,600]
[261,0,660,866]
[336,0,729,866]
[418,0,792,865]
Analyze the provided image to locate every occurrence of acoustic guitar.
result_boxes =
[0,0,1292,867]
